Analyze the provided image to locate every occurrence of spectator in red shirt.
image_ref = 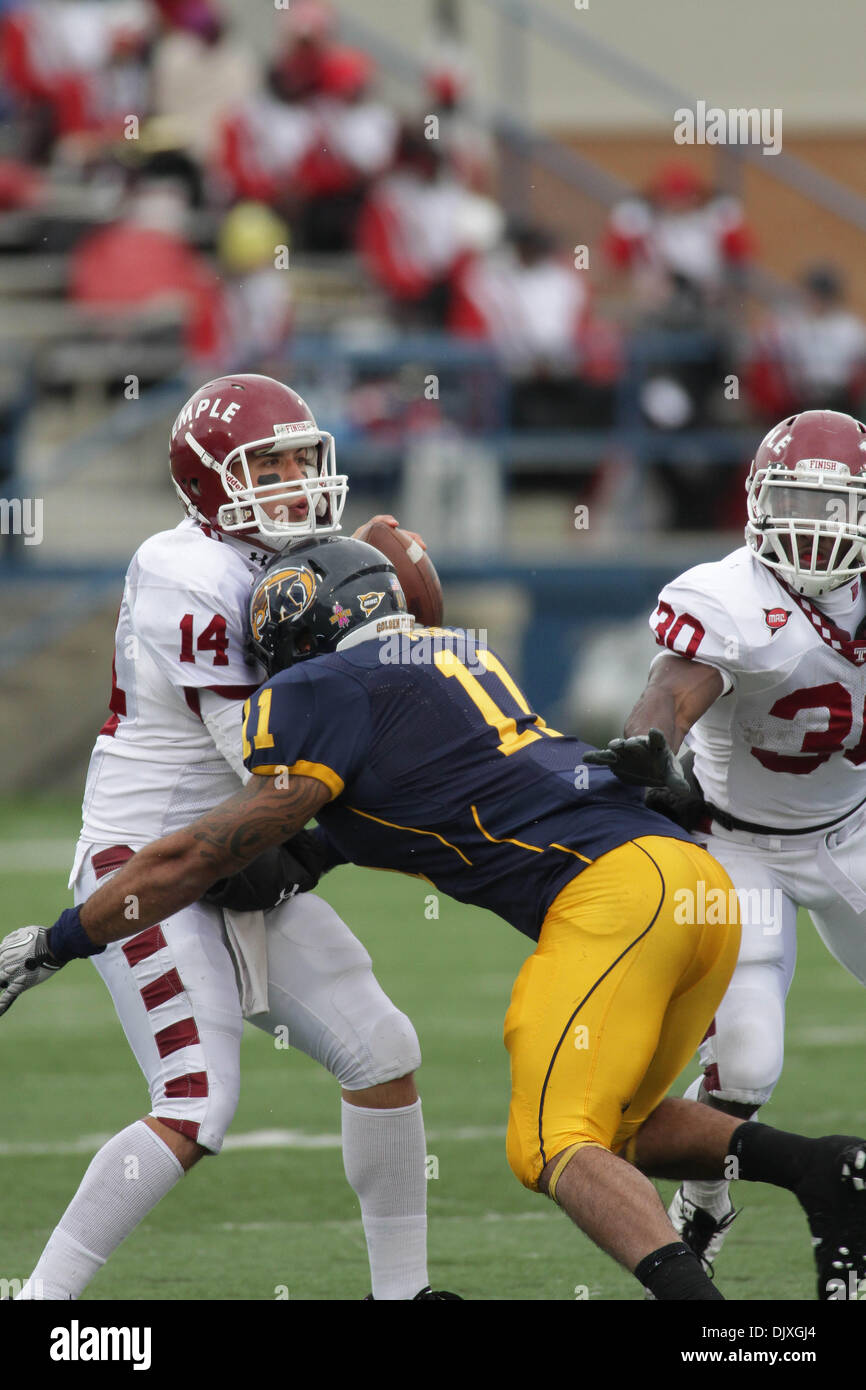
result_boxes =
[296,48,397,251]
[269,0,336,103]
[216,73,316,211]
[451,221,620,428]
[357,128,499,328]
[1,1,153,159]
[69,177,227,365]
[605,162,752,312]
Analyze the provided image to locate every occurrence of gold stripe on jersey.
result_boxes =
[346,805,474,865]
[549,843,594,863]
[471,806,594,865]
[251,760,345,799]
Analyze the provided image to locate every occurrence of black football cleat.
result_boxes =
[793,1136,866,1299]
[668,1188,739,1276]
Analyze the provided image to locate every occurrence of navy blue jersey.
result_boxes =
[241,629,693,940]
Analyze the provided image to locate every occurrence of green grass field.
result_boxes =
[1,797,863,1302]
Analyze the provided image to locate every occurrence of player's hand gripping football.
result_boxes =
[584,727,691,795]
[0,926,64,1018]
[354,514,427,551]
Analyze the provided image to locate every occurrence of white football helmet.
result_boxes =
[745,410,866,597]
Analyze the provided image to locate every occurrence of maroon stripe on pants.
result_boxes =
[122,925,168,967]
[92,845,134,880]
[155,1017,200,1058]
[156,1117,201,1142]
[164,1071,209,1099]
[140,968,185,1012]
[704,1063,722,1093]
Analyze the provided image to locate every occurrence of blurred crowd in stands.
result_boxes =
[1,0,865,533]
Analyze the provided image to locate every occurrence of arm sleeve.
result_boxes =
[242,664,372,800]
[199,689,251,782]
[649,569,748,693]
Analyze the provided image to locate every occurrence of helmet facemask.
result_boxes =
[745,463,866,598]
[184,426,347,551]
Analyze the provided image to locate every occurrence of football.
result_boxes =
[353,520,444,628]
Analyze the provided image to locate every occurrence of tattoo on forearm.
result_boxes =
[190,774,329,869]
[78,773,331,947]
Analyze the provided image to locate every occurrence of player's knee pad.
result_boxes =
[255,897,422,1089]
[338,1004,422,1091]
[699,990,783,1108]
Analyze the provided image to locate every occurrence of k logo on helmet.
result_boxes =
[251,567,316,642]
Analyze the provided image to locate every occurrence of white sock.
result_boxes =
[341,1097,429,1300]
[17,1120,184,1299]
[681,1076,755,1219]
[681,1177,734,1220]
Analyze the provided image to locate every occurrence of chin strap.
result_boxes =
[184,431,219,470]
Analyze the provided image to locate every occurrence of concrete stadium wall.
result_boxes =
[317,0,866,133]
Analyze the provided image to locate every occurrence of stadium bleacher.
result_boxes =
[2,0,866,788]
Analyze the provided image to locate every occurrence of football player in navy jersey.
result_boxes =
[4,536,866,1302]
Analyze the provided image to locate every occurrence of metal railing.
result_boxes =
[0,323,756,545]
[339,0,866,253]
[479,0,866,233]
[0,322,761,702]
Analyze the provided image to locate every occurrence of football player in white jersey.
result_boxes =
[587,408,866,1294]
[9,372,452,1301]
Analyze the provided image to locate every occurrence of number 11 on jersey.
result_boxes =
[433,646,562,755]
[242,688,276,760]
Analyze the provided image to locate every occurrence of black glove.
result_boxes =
[584,727,690,794]
[204,831,328,912]
[644,747,709,831]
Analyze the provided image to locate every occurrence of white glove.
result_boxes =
[0,927,63,1018]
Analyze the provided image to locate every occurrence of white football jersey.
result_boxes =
[651,546,866,829]
[78,519,269,847]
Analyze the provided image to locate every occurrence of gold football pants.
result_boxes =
[504,835,740,1191]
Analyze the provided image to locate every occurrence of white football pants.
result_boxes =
[694,801,866,1107]
[73,845,421,1153]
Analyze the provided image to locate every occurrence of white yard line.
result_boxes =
[219,1211,554,1233]
[0,840,74,872]
[0,1124,505,1158]
[788,1025,866,1046]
